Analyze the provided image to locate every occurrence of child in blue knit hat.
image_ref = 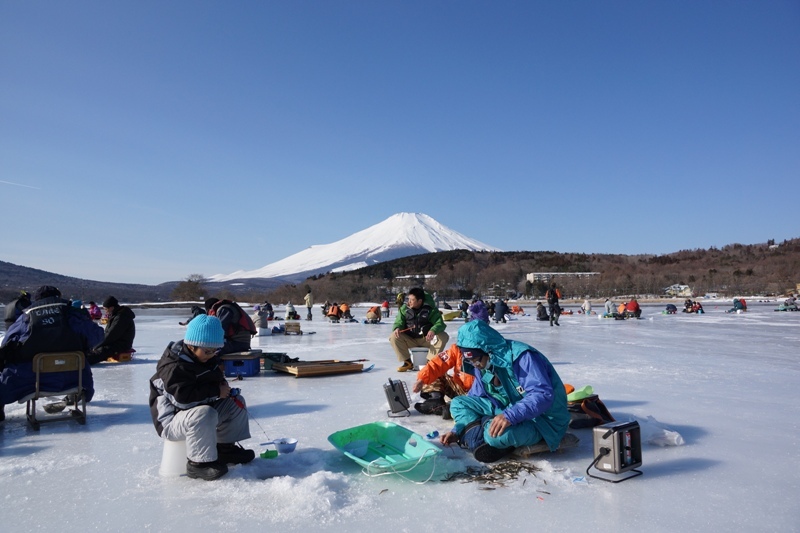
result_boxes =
[148,315,255,480]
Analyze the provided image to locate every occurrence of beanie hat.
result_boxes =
[34,285,61,301]
[184,315,225,348]
[103,296,119,308]
[253,304,261,311]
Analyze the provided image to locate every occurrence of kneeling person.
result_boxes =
[440,320,569,463]
[149,315,255,481]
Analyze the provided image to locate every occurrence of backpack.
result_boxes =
[567,394,615,429]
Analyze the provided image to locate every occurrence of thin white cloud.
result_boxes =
[0,180,41,190]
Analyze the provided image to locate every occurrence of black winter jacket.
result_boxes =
[148,340,225,437]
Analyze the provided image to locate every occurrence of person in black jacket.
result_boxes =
[149,315,254,481]
[4,291,31,329]
[89,296,135,364]
[546,282,561,326]
[205,298,256,355]
[0,286,103,422]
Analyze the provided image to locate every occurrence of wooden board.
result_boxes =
[272,359,364,378]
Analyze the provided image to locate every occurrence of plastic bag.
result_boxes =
[632,415,685,446]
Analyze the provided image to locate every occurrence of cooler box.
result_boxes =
[221,350,262,378]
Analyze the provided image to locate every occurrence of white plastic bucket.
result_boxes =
[159,439,187,477]
[410,348,429,369]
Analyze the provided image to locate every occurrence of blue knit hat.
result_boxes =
[184,315,225,348]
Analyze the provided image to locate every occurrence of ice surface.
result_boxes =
[1,302,798,532]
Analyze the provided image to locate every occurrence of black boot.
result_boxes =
[0,405,5,422]
[473,443,514,463]
[217,442,255,464]
[187,460,228,480]
[414,396,445,415]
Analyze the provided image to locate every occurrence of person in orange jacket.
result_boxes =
[411,343,474,419]
[365,306,381,323]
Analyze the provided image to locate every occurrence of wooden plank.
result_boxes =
[272,360,363,378]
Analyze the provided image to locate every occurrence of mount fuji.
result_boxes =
[209,212,499,283]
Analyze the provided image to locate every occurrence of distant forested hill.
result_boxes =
[0,260,172,303]
[263,238,800,303]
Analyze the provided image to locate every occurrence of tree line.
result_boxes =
[173,238,800,304]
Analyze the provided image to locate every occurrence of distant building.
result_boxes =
[525,272,599,284]
[664,284,693,297]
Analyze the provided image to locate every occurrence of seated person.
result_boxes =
[691,302,704,313]
[468,300,489,323]
[665,304,678,314]
[149,315,255,481]
[326,302,342,322]
[4,290,31,328]
[580,299,592,315]
[284,301,300,320]
[262,301,274,320]
[205,298,256,355]
[365,306,381,323]
[535,302,549,321]
[412,331,481,418]
[493,299,509,323]
[89,296,136,364]
[87,301,103,321]
[389,288,449,372]
[604,298,616,316]
[251,305,270,332]
[0,286,103,421]
[179,305,206,326]
[439,320,569,463]
[728,298,747,313]
[624,298,641,318]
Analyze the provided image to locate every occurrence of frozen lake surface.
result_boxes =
[1,302,798,532]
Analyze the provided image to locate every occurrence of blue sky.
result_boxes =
[1,1,798,284]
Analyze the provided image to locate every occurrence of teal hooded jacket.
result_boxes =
[457,320,570,451]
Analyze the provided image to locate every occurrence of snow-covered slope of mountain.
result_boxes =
[210,212,499,282]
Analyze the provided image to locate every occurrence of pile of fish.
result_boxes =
[442,460,542,488]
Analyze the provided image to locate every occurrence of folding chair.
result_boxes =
[19,351,87,430]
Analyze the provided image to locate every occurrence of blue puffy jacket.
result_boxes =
[457,320,569,451]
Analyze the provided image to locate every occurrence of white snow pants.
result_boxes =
[162,397,251,463]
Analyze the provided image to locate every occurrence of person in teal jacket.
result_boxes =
[389,288,448,372]
[440,320,569,463]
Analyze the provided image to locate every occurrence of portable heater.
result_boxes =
[383,379,411,417]
[587,420,643,483]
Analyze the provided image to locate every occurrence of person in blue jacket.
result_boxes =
[439,320,569,463]
[0,286,104,422]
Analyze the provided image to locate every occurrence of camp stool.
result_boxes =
[18,351,87,430]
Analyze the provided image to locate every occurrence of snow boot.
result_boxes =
[473,443,514,463]
[216,443,255,465]
[414,397,445,415]
[397,359,414,372]
[441,402,452,420]
[186,460,228,481]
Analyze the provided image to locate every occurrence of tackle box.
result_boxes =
[221,350,262,378]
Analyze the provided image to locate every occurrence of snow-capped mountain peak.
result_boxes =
[209,212,499,282]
